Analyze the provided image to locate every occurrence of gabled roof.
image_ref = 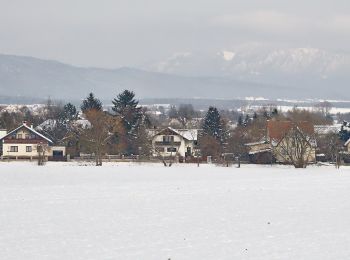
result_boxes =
[153,127,198,141]
[267,120,315,141]
[0,123,53,143]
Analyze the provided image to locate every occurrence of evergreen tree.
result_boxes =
[80,93,102,113]
[237,115,243,126]
[244,114,250,126]
[271,108,278,117]
[339,121,350,142]
[60,103,78,123]
[202,106,224,142]
[112,90,141,132]
[112,90,147,154]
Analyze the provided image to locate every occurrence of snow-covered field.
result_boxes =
[1,162,350,259]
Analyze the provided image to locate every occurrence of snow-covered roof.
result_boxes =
[73,119,91,129]
[175,129,198,141]
[36,119,57,131]
[345,138,350,147]
[245,140,268,146]
[151,127,198,141]
[0,123,53,143]
[249,148,272,155]
[314,124,342,135]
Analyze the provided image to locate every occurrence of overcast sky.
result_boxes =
[1,0,350,68]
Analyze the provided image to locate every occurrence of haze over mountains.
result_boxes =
[0,47,349,103]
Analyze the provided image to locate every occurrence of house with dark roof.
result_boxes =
[150,127,199,157]
[0,122,66,160]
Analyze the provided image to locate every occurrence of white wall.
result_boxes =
[3,144,66,157]
[0,130,7,139]
[152,134,195,157]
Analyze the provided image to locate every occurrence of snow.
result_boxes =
[221,51,236,61]
[1,162,350,259]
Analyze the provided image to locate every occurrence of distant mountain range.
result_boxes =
[0,49,349,103]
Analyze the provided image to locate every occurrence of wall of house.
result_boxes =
[152,134,195,157]
[0,130,7,139]
[2,143,66,158]
[51,146,66,156]
[273,144,316,164]
[3,143,46,158]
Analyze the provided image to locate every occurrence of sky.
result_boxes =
[1,0,350,68]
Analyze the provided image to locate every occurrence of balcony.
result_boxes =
[155,141,181,146]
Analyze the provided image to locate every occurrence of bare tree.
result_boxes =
[177,104,195,128]
[275,124,315,168]
[227,127,249,168]
[37,143,49,166]
[314,101,333,116]
[81,110,123,166]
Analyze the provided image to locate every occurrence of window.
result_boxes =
[10,146,18,152]
[17,134,22,139]
[167,147,177,152]
[163,135,174,143]
[25,134,30,139]
[155,147,165,153]
[26,146,32,152]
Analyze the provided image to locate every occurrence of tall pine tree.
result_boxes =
[80,93,102,113]
[112,90,147,155]
[202,106,224,142]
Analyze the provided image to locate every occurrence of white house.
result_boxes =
[0,122,66,159]
[150,127,199,157]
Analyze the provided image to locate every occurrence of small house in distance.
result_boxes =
[0,122,66,160]
[345,138,350,152]
[246,120,316,165]
[149,127,199,158]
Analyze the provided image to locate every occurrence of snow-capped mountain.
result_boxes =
[148,48,350,81]
[0,50,349,102]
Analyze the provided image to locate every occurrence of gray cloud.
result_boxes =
[0,0,350,68]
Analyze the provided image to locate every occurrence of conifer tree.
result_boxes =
[112,90,141,132]
[112,90,148,155]
[80,93,102,113]
[60,103,78,123]
[237,115,243,126]
[202,106,224,142]
[339,121,350,142]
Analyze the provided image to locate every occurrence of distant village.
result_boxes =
[1,90,350,168]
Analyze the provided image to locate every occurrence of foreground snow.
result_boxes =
[1,162,350,259]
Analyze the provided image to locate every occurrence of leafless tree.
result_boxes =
[275,124,315,168]
[81,109,123,166]
[316,132,343,166]
[37,143,49,166]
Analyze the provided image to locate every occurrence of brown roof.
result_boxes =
[267,120,314,141]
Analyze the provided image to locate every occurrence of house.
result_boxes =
[150,127,199,157]
[246,120,316,164]
[245,140,273,164]
[0,122,66,160]
[345,138,350,152]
